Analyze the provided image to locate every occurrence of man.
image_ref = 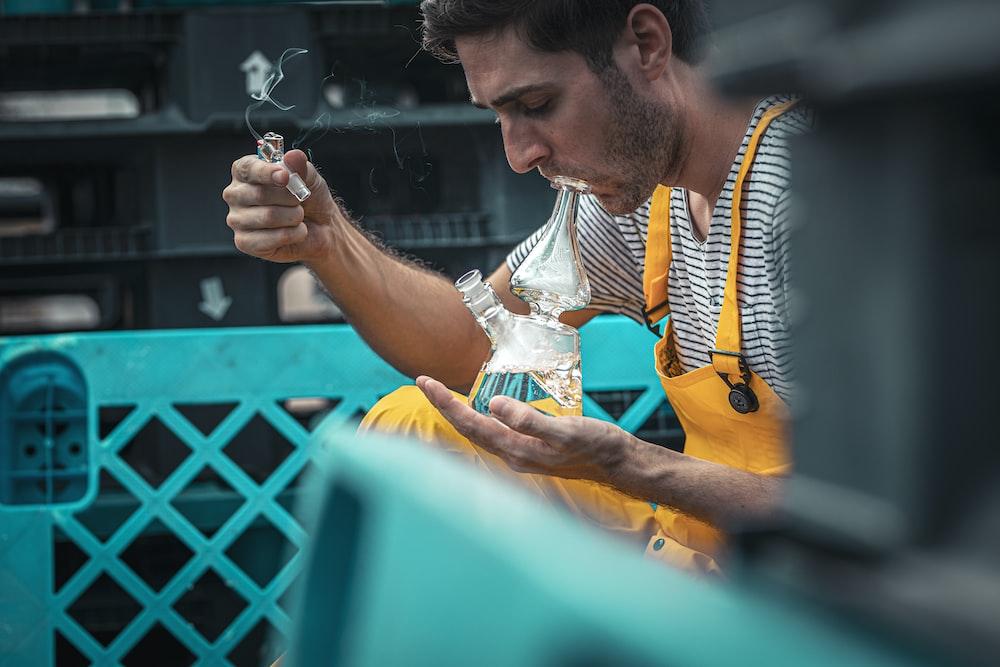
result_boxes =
[223,0,810,575]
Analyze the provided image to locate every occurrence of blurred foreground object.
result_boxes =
[710,1,1000,665]
[284,425,935,667]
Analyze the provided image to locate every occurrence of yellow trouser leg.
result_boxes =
[359,385,658,549]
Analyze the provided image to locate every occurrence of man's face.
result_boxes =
[457,28,681,214]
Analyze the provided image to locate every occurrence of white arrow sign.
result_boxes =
[240,50,274,98]
[199,277,232,321]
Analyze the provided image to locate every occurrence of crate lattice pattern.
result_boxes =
[0,319,669,666]
[50,396,337,665]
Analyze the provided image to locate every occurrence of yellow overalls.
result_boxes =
[638,99,796,573]
[360,100,796,575]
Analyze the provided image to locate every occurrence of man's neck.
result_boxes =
[665,74,760,241]
[676,89,760,202]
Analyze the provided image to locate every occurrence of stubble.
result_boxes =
[597,65,682,215]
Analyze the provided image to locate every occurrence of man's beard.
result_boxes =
[591,65,682,215]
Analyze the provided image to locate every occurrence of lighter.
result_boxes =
[256,132,311,202]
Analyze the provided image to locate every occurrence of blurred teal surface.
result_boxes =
[287,425,931,667]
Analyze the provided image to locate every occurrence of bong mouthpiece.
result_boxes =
[508,175,592,316]
[256,131,311,202]
[550,175,592,194]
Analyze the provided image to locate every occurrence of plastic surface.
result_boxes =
[0,351,90,507]
[0,316,667,665]
[286,424,935,667]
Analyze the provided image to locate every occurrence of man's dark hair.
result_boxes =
[420,0,710,72]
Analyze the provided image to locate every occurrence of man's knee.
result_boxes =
[359,385,441,434]
[358,384,473,452]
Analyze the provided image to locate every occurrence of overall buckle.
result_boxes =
[711,349,759,414]
[642,300,668,338]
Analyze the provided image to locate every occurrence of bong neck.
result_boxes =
[477,302,513,342]
[456,270,513,343]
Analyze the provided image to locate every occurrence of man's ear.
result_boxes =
[621,3,672,81]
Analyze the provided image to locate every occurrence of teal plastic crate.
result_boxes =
[0,316,667,666]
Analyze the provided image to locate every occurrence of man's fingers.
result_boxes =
[234,223,308,256]
[232,155,284,186]
[283,149,309,175]
[416,377,487,431]
[415,376,455,409]
[230,152,330,207]
[416,377,538,462]
[488,396,568,442]
[228,180,302,207]
[227,203,304,231]
[284,149,328,193]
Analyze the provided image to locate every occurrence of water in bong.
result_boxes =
[469,352,582,417]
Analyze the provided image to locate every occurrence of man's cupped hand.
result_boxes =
[415,375,631,484]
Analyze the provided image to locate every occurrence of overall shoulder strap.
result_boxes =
[713,98,799,377]
[642,185,673,334]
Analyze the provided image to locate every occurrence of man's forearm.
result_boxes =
[610,436,784,528]
[306,220,489,390]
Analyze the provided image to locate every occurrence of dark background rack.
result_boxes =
[0,1,555,333]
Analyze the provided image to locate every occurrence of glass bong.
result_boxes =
[456,176,591,417]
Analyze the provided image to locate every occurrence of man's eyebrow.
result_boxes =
[470,83,553,110]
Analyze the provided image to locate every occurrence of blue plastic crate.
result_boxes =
[0,317,667,666]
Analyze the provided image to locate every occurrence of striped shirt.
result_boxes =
[507,95,813,403]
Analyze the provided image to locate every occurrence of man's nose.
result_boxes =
[501,123,550,174]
